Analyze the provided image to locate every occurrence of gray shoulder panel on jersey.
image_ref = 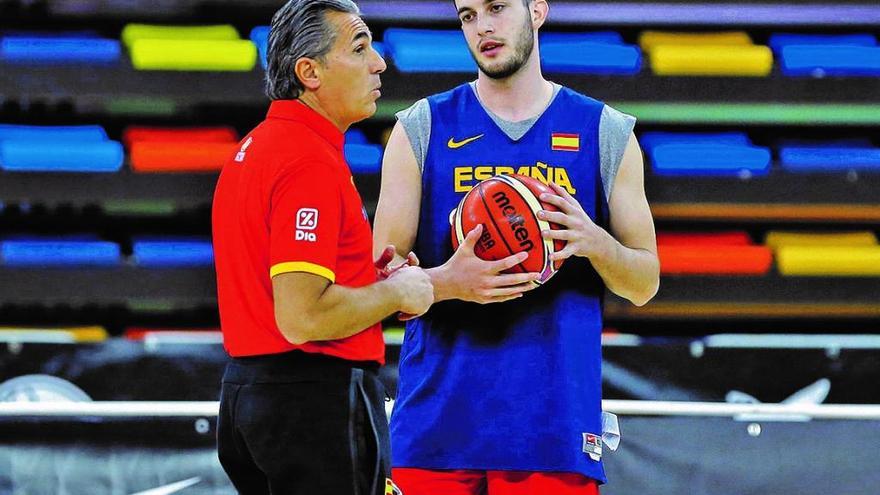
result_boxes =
[395,98,432,174]
[599,104,637,202]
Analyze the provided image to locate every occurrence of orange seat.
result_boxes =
[657,231,753,246]
[130,141,238,172]
[123,126,238,147]
[659,245,773,275]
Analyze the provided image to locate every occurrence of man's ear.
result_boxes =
[294,57,321,91]
[531,0,549,29]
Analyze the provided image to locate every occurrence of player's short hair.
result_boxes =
[266,0,361,100]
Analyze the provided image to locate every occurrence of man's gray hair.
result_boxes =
[266,0,361,100]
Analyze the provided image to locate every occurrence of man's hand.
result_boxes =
[375,244,420,280]
[386,265,434,318]
[538,181,616,263]
[432,224,541,304]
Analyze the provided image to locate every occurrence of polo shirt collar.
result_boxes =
[267,99,344,151]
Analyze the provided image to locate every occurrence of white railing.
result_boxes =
[2,400,880,420]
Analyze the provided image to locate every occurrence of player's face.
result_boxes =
[319,11,386,124]
[455,0,535,80]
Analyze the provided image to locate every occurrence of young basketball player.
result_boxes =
[373,0,659,493]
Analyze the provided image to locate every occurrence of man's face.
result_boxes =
[317,11,386,124]
[455,0,535,80]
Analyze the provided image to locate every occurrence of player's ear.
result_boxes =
[295,57,322,91]
[531,0,549,30]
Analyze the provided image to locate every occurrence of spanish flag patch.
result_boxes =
[551,133,580,152]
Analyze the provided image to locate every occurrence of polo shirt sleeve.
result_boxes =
[268,161,342,283]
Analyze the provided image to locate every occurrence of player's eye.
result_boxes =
[460,12,474,23]
[354,44,365,54]
[490,3,504,12]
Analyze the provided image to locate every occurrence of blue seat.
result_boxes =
[345,144,383,174]
[0,36,120,64]
[781,45,880,76]
[249,26,269,69]
[540,31,624,45]
[651,144,771,177]
[780,147,880,172]
[133,238,215,267]
[768,33,876,54]
[345,129,370,144]
[0,140,124,172]
[384,28,475,73]
[541,42,640,75]
[1,239,120,266]
[640,132,752,155]
[0,124,108,142]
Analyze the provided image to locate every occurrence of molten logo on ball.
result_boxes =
[450,173,567,285]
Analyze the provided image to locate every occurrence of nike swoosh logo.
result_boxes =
[447,134,484,149]
[129,477,201,495]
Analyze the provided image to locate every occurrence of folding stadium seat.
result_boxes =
[383,28,476,73]
[0,124,123,172]
[345,143,383,174]
[770,33,880,77]
[0,34,120,64]
[124,126,239,172]
[0,238,121,266]
[780,145,880,172]
[123,24,257,71]
[640,31,773,77]
[766,231,880,276]
[132,238,214,267]
[765,231,878,249]
[640,131,771,177]
[657,232,773,275]
[539,31,641,75]
[0,326,108,344]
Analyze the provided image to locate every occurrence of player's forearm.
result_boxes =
[425,265,458,303]
[590,236,659,307]
[287,281,401,343]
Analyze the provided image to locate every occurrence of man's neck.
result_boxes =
[474,53,553,123]
[297,92,349,132]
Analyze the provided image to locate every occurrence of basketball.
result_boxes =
[449,174,566,284]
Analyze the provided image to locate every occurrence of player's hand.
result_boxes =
[375,245,420,280]
[388,265,434,318]
[538,181,614,262]
[441,224,541,304]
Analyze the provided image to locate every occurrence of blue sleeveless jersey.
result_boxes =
[391,84,609,482]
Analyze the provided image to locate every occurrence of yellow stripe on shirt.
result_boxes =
[270,261,336,283]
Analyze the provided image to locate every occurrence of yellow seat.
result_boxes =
[777,246,880,276]
[130,39,257,71]
[0,326,108,343]
[639,31,753,52]
[766,231,878,249]
[122,24,240,47]
[649,45,773,76]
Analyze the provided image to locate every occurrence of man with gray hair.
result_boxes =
[212,1,430,493]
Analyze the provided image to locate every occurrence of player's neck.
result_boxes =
[474,55,552,122]
[297,93,349,133]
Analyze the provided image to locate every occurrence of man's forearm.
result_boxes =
[590,234,659,307]
[298,281,402,343]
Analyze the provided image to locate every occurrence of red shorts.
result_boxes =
[392,468,600,495]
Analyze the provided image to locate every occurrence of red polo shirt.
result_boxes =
[212,99,383,362]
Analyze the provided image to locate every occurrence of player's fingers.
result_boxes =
[542,228,574,240]
[406,251,420,267]
[547,181,579,206]
[460,224,483,253]
[490,250,529,272]
[481,294,524,304]
[491,272,541,287]
[538,210,573,227]
[550,245,577,261]
[538,193,575,214]
[482,283,537,297]
[374,245,396,269]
